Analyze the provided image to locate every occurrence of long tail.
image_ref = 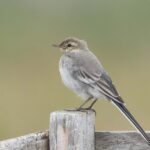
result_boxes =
[112,100,150,145]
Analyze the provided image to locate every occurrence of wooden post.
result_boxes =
[49,110,95,150]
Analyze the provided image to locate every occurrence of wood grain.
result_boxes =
[0,131,49,150]
[49,110,95,150]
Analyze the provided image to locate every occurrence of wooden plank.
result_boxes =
[95,131,150,150]
[0,131,150,149]
[0,131,49,150]
[49,110,95,150]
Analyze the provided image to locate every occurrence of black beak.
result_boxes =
[52,44,60,48]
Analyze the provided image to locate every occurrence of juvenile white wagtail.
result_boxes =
[53,37,150,145]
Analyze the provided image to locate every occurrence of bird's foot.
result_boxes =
[64,108,77,111]
[64,107,96,115]
[76,107,96,115]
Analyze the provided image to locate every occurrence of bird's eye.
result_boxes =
[67,44,72,47]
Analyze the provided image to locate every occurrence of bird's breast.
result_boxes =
[59,55,79,90]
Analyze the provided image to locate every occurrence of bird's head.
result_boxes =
[52,37,88,52]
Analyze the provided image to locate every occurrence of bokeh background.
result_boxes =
[0,0,150,140]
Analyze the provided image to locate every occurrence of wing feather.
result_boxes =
[76,68,124,104]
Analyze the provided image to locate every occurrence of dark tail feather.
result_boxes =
[112,100,150,145]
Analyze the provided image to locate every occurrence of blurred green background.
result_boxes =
[0,0,150,140]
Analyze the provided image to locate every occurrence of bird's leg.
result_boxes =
[76,99,97,115]
[64,97,92,111]
[87,99,98,109]
[76,97,92,111]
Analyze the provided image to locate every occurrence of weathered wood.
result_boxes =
[1,131,150,150]
[95,131,150,150]
[0,108,150,150]
[49,110,95,150]
[0,131,49,150]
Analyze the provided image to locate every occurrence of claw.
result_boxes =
[76,107,96,115]
[64,108,96,115]
[64,108,77,111]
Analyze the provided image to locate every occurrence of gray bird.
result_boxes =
[53,37,150,145]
